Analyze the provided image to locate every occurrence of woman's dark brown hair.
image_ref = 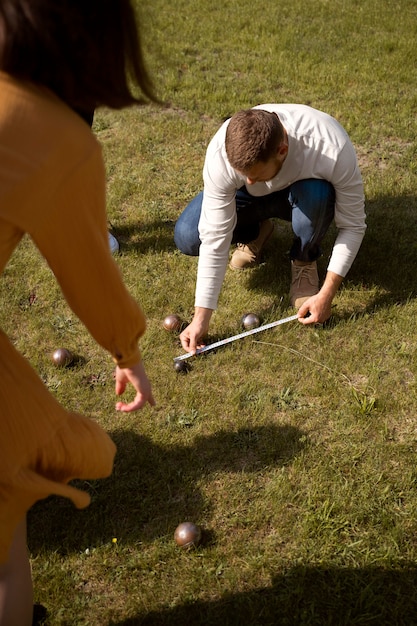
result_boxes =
[0,0,156,112]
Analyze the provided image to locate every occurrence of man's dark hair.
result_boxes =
[225,109,285,172]
[0,0,157,112]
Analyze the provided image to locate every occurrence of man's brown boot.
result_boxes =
[290,260,319,308]
[229,220,274,270]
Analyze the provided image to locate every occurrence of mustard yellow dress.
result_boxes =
[0,72,147,563]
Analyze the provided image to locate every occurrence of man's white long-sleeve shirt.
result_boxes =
[196,104,366,311]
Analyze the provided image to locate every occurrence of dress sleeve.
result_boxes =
[29,146,145,368]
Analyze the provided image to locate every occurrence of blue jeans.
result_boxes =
[174,179,335,262]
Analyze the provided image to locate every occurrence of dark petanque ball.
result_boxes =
[163,314,183,332]
[174,359,190,374]
[52,348,73,367]
[241,312,261,330]
[174,522,202,549]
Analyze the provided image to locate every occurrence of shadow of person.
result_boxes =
[109,218,178,255]
[348,194,417,308]
[110,563,417,626]
[27,423,306,554]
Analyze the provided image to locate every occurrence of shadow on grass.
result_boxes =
[245,194,417,313]
[28,423,306,554]
[111,563,417,626]
[110,219,177,254]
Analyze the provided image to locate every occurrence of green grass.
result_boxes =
[3,0,417,623]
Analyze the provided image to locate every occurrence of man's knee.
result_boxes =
[174,219,200,256]
[174,192,203,256]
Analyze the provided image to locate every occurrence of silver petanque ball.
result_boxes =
[241,312,261,330]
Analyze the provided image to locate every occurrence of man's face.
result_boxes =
[241,143,288,185]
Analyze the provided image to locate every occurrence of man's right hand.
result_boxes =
[180,306,213,354]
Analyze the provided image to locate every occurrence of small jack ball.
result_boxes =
[52,348,73,367]
[163,314,183,332]
[174,360,189,374]
[241,312,260,330]
[174,522,202,549]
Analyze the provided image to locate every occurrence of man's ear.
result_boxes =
[278,142,288,158]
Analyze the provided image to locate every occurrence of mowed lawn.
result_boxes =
[2,0,417,624]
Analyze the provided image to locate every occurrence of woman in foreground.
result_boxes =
[0,1,156,624]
